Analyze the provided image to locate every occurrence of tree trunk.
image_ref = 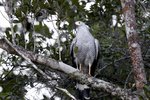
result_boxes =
[120,0,147,90]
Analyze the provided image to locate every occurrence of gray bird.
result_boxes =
[70,21,100,100]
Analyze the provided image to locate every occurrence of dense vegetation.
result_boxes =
[0,0,149,99]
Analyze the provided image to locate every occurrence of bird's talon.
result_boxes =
[88,74,91,77]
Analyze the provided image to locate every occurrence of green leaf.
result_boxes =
[34,23,52,38]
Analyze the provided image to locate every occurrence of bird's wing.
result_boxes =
[95,39,100,59]
[70,38,77,68]
[90,39,100,76]
[70,38,76,56]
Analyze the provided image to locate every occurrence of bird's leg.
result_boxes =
[88,63,92,76]
[76,64,79,70]
[79,64,82,72]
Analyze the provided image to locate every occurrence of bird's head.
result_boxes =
[75,21,85,26]
[75,21,89,29]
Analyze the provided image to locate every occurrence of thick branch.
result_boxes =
[0,38,138,100]
[3,37,52,80]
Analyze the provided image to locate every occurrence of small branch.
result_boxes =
[1,64,15,80]
[56,87,77,100]
[0,10,9,22]
[95,56,130,77]
[50,16,62,61]
[124,69,133,89]
[2,0,16,44]
[94,63,111,77]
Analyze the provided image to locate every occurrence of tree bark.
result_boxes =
[120,0,147,90]
[0,38,139,100]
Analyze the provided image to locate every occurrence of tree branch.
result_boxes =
[3,37,52,80]
[56,87,77,100]
[120,0,147,90]
[0,38,139,100]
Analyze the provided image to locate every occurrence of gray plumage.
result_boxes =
[70,21,100,100]
[70,21,99,75]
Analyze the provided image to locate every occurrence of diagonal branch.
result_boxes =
[56,87,77,100]
[2,37,52,80]
[0,38,139,100]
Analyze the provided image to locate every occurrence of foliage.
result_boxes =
[0,0,149,99]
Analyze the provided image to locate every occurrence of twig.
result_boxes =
[56,87,77,100]
[124,69,133,89]
[30,13,36,52]
[94,62,112,77]
[1,64,15,80]
[0,10,9,22]
[50,16,62,61]
[2,0,16,44]
[95,56,130,77]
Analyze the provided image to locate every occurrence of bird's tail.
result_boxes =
[76,83,90,100]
